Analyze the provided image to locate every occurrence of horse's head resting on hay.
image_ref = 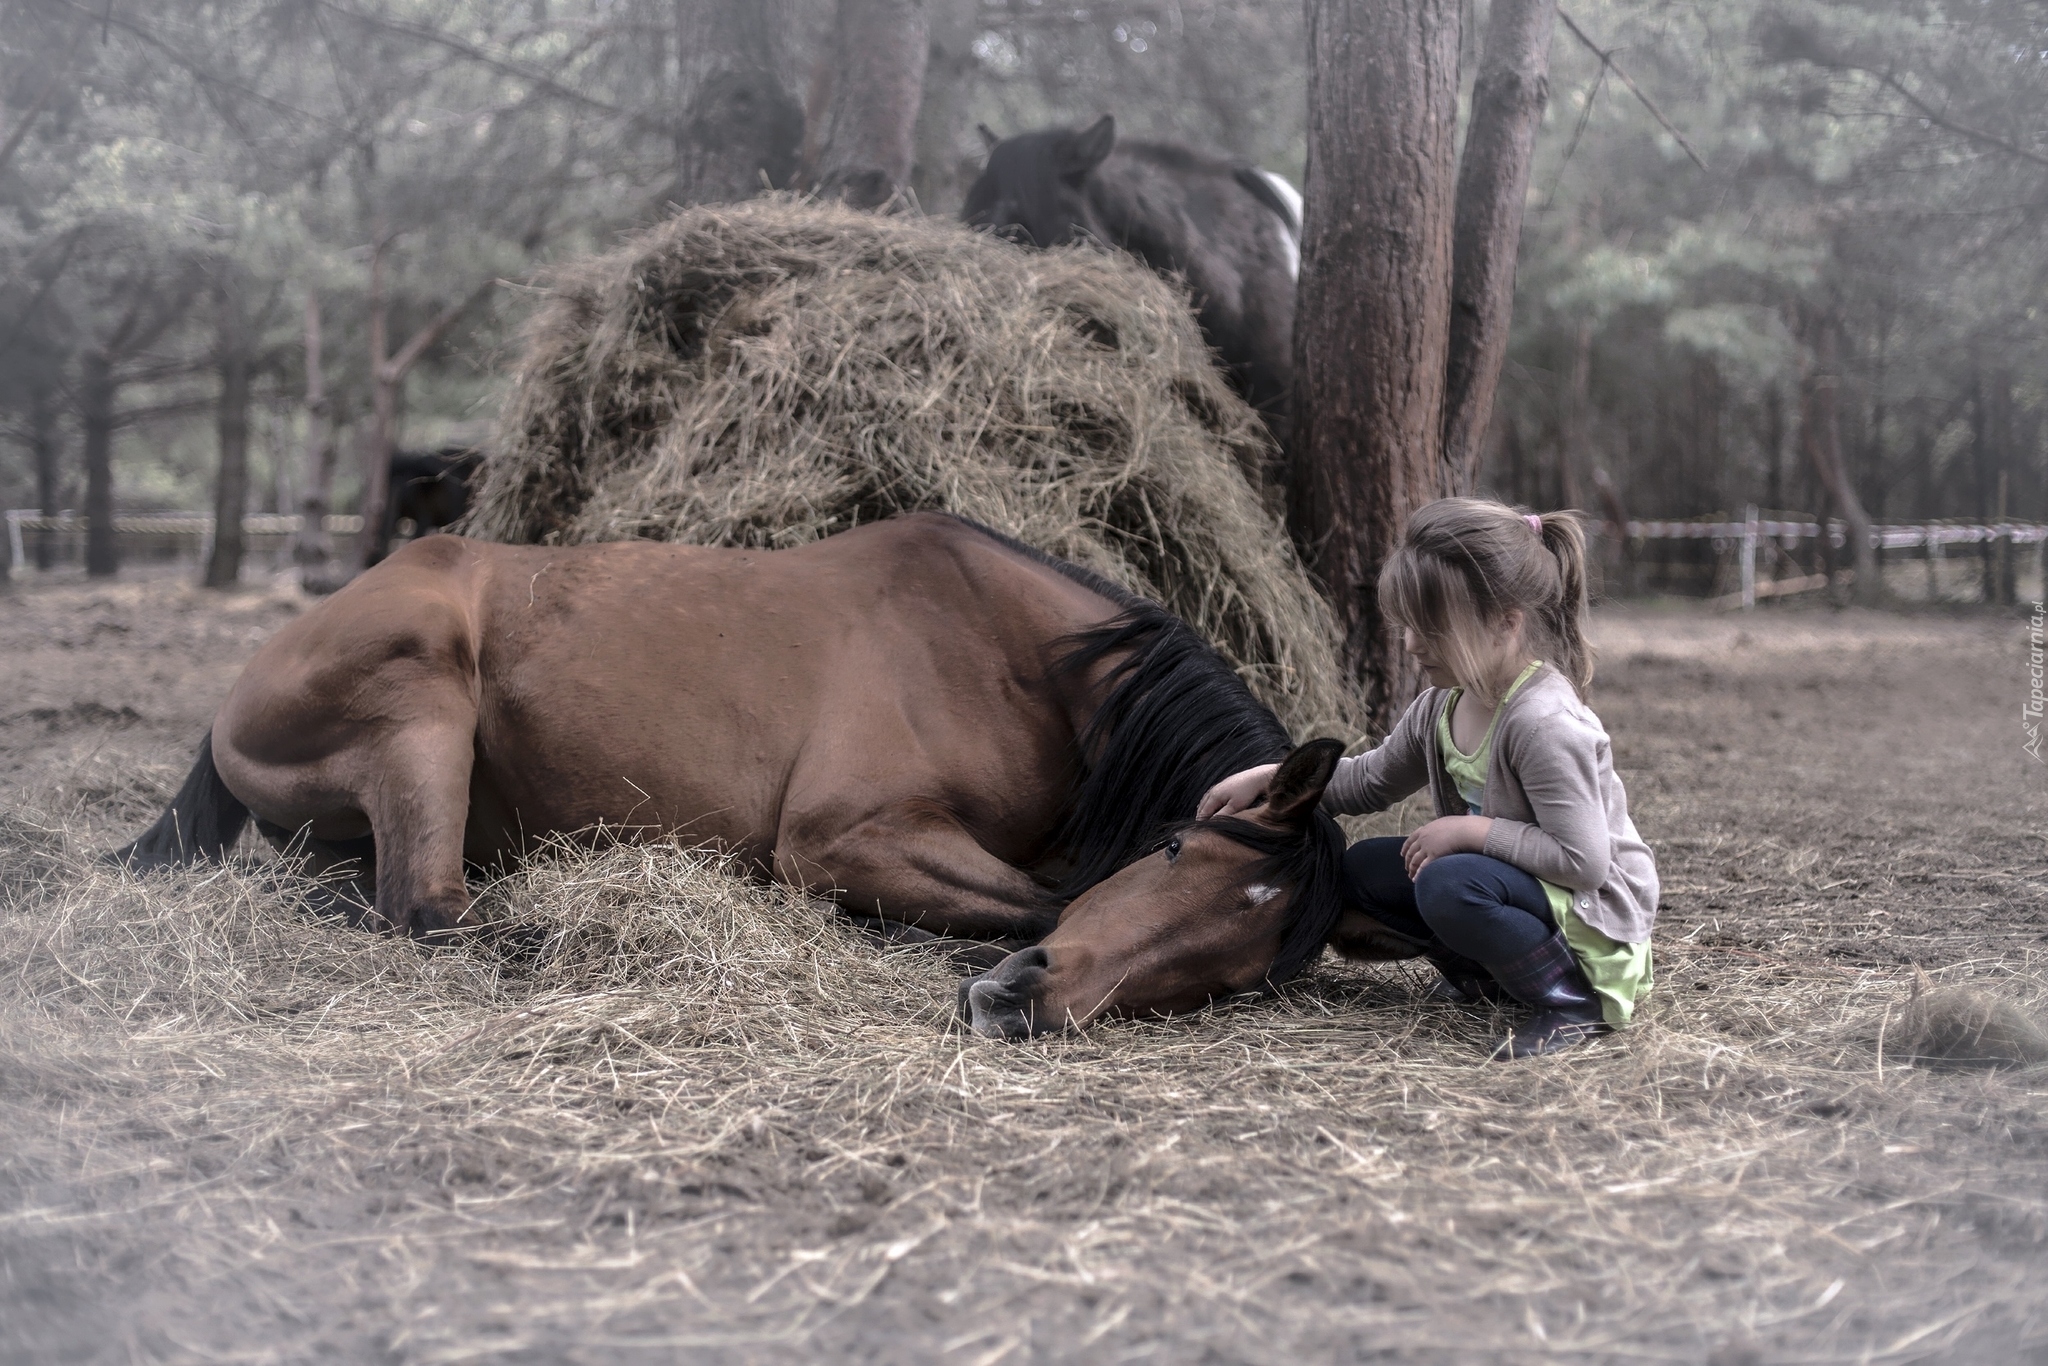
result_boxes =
[959,739,1346,1039]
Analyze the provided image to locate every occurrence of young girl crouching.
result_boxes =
[1201,498,1658,1058]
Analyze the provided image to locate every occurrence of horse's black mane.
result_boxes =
[942,516,1345,984]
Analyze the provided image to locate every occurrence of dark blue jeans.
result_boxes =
[1341,837,1556,966]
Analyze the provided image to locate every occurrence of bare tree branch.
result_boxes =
[54,0,340,132]
[0,225,86,364]
[112,396,222,429]
[382,277,496,383]
[0,21,90,179]
[316,2,673,139]
[1857,67,2048,172]
[1556,8,1707,172]
[1754,14,2048,172]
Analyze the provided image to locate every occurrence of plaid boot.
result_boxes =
[1422,944,1505,1004]
[1485,931,1606,1059]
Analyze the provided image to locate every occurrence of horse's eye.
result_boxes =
[1163,837,1182,863]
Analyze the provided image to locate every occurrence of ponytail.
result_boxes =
[1536,512,1594,699]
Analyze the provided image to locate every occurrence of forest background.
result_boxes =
[0,0,2043,592]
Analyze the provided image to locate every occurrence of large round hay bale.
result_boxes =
[466,197,1353,736]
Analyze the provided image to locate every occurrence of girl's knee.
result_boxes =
[1414,853,1490,901]
[1414,853,1515,937]
[1414,854,1552,961]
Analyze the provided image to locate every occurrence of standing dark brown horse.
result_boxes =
[963,116,1301,446]
[115,514,1346,1037]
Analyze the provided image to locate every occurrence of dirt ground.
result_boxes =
[2,568,2045,1364]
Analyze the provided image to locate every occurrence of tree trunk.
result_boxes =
[293,290,338,581]
[357,233,397,571]
[354,237,495,572]
[675,0,804,204]
[264,394,289,515]
[1865,314,1888,519]
[1690,354,1723,511]
[205,276,253,589]
[1557,317,1592,510]
[1979,373,2016,605]
[909,0,976,214]
[812,0,928,208]
[1290,0,1461,728]
[1994,469,2015,605]
[1800,314,1877,604]
[81,349,119,579]
[1970,365,1992,599]
[1763,382,1786,510]
[1501,412,1529,506]
[1441,0,1556,492]
[1591,464,1633,594]
[30,387,59,570]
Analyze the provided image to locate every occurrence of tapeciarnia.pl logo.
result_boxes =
[2027,601,2045,762]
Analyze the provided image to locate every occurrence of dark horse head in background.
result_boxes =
[963,115,1301,456]
[370,446,484,566]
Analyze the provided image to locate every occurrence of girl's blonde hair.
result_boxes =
[1377,497,1593,705]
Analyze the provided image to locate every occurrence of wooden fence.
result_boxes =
[11,507,2045,607]
[5,511,365,574]
[1594,507,2048,607]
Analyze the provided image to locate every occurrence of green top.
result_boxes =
[1437,662,1653,1026]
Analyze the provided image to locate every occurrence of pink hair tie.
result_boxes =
[1525,514,1543,534]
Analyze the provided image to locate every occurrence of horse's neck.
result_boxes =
[1086,157,1207,281]
[1050,619,1282,895]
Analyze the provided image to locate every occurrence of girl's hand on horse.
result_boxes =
[1197,763,1281,820]
[1400,815,1493,879]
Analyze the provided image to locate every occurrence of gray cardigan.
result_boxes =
[1319,664,1659,944]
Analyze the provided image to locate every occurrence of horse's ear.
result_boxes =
[1263,738,1344,827]
[977,123,1001,153]
[1057,114,1116,182]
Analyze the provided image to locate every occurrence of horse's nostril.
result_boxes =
[984,945,1051,992]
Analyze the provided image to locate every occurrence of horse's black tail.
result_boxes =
[108,731,250,869]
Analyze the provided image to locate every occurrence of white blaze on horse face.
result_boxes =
[1245,882,1281,906]
[1255,170,1302,281]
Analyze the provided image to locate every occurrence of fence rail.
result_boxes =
[6,510,366,573]
[1592,507,2046,608]
[1610,517,2048,548]
[10,508,2044,607]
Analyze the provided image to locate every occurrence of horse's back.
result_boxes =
[213,517,1121,867]
[466,517,1120,861]
[1091,144,1297,424]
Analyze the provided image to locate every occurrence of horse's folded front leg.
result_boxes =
[360,720,478,938]
[774,796,1060,943]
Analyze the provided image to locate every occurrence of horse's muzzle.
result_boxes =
[956,946,1053,1040]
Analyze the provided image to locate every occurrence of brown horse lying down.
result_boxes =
[116,513,1353,1037]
